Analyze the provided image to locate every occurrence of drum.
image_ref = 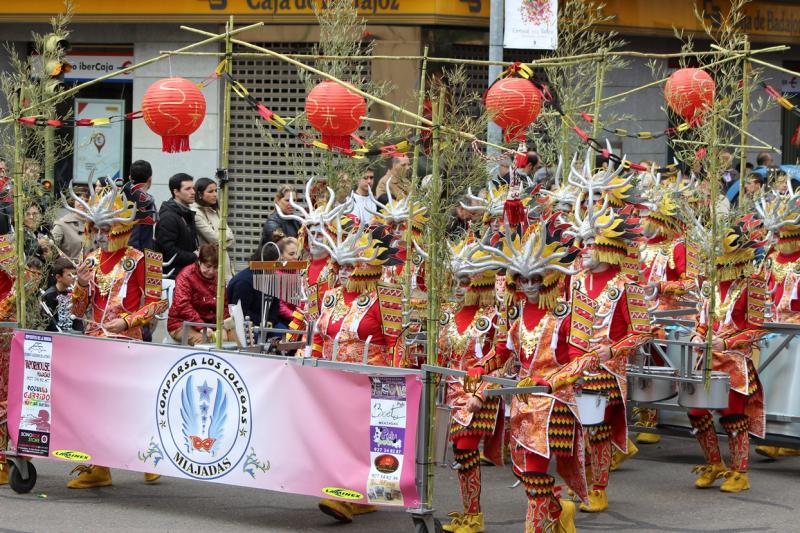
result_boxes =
[677,372,730,410]
[576,390,608,426]
[759,332,800,439]
[628,366,678,403]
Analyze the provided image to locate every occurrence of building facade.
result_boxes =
[1,0,799,263]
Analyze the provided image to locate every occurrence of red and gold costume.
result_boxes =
[687,215,767,493]
[565,159,651,512]
[63,179,167,489]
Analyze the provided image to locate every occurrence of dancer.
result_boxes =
[566,159,651,512]
[63,179,167,488]
[686,214,767,492]
[438,236,503,533]
[480,220,602,533]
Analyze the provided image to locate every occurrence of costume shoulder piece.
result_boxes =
[568,289,598,350]
[625,283,652,333]
[377,281,403,337]
[143,249,163,301]
[684,239,702,280]
[746,276,768,326]
[306,283,321,322]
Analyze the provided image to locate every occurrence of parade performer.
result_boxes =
[279,178,351,343]
[460,182,507,246]
[686,214,767,492]
[0,236,42,486]
[63,179,167,488]
[636,173,697,444]
[310,217,402,523]
[751,189,800,460]
[565,166,651,512]
[480,221,604,533]
[438,236,502,533]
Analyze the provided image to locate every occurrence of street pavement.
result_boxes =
[2,434,799,532]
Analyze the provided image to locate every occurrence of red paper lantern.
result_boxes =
[142,77,206,153]
[485,78,542,142]
[664,68,715,126]
[305,81,367,151]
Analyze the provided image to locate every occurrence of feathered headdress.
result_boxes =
[460,181,506,223]
[688,213,763,282]
[277,177,353,252]
[478,220,579,309]
[367,176,428,240]
[755,181,800,254]
[642,172,692,239]
[64,178,154,252]
[448,236,500,307]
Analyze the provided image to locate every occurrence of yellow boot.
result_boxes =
[720,471,750,493]
[67,465,113,489]
[755,445,800,459]
[634,408,661,444]
[318,499,353,523]
[453,512,484,533]
[144,473,161,483]
[610,439,638,471]
[442,512,465,532]
[579,489,608,513]
[350,503,378,516]
[692,462,727,489]
[0,461,8,485]
[556,499,577,533]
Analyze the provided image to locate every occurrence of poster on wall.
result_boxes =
[73,98,125,184]
[504,0,559,50]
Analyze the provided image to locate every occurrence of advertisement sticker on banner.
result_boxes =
[504,0,559,50]
[367,376,407,506]
[73,98,125,184]
[17,333,53,457]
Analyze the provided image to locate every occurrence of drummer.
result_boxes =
[686,215,768,493]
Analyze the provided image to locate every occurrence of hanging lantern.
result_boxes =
[664,68,715,126]
[484,78,542,142]
[305,81,367,151]
[142,77,206,153]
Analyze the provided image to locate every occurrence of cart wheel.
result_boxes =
[8,461,37,494]
[413,517,443,533]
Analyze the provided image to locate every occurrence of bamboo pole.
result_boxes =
[705,110,721,382]
[12,117,25,327]
[401,46,428,337]
[591,49,608,140]
[716,115,779,153]
[0,22,265,126]
[423,86,445,511]
[738,38,751,215]
[215,17,234,349]
[180,25,556,155]
[748,56,800,79]
[156,45,787,65]
[575,53,745,110]
[671,139,771,151]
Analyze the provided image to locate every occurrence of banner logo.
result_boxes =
[322,487,364,500]
[156,353,252,480]
[53,450,91,461]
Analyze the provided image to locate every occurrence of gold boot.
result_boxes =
[144,473,161,483]
[0,461,7,485]
[453,512,484,533]
[442,512,465,532]
[755,445,800,459]
[692,462,727,489]
[318,499,353,523]
[350,503,377,516]
[67,465,113,489]
[579,489,608,513]
[634,408,661,444]
[610,439,638,471]
[556,499,577,533]
[720,471,750,493]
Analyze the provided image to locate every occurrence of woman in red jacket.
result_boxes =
[168,243,236,345]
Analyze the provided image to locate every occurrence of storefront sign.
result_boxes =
[64,52,134,83]
[7,332,422,505]
[0,0,489,25]
[73,99,125,184]
[504,0,558,50]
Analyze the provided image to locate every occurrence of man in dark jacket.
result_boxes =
[155,173,198,279]
[127,160,157,252]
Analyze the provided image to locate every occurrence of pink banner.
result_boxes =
[7,331,421,507]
